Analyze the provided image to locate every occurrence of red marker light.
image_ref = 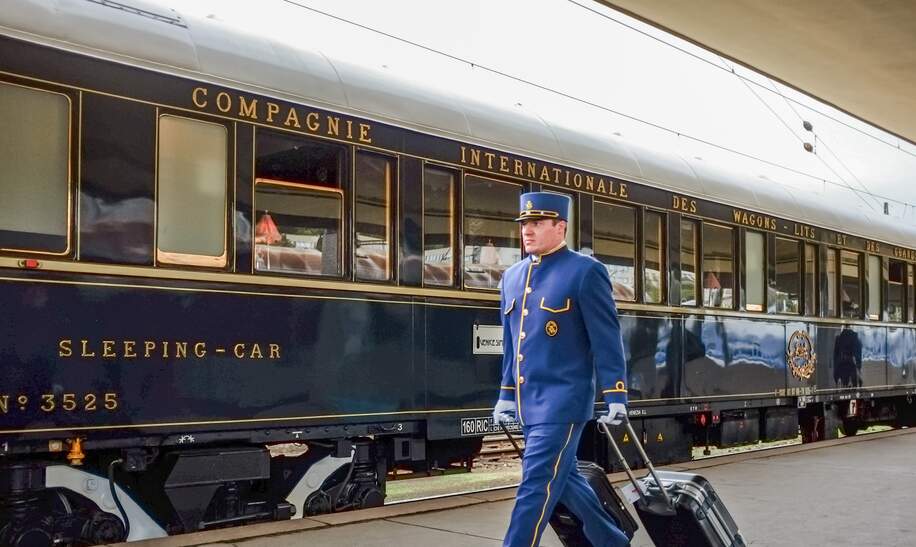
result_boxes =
[20,259,40,269]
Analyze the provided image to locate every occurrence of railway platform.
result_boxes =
[118,427,916,547]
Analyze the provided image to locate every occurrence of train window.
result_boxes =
[680,219,699,306]
[254,180,343,276]
[643,210,665,304]
[254,131,344,277]
[702,223,734,309]
[594,201,636,301]
[544,189,577,250]
[744,231,765,312]
[804,244,817,316]
[887,260,906,322]
[774,237,800,314]
[840,250,862,319]
[826,249,838,317]
[355,152,393,281]
[0,81,70,254]
[463,175,521,289]
[909,264,915,323]
[867,254,881,320]
[422,165,455,286]
[156,115,228,267]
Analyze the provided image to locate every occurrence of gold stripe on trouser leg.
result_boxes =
[530,423,575,547]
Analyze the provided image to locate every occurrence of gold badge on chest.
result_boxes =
[545,320,559,337]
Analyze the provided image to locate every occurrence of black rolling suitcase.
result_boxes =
[500,424,638,546]
[599,417,747,547]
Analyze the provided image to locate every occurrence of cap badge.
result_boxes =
[525,200,533,210]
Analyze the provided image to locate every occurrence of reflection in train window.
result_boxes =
[355,152,393,282]
[594,201,636,302]
[867,254,881,320]
[680,219,699,306]
[643,210,665,304]
[702,223,734,309]
[840,250,862,319]
[909,264,915,323]
[804,244,817,316]
[827,248,838,317]
[254,180,342,276]
[463,176,520,289]
[0,82,70,254]
[774,237,800,314]
[744,231,765,312]
[888,260,906,322]
[157,115,228,267]
[423,166,455,287]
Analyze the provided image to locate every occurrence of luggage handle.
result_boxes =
[598,413,675,512]
[500,423,524,459]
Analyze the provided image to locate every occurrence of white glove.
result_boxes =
[598,403,627,426]
[493,399,516,425]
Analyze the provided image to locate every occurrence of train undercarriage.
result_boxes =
[2,395,914,545]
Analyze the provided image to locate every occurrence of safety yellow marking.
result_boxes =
[657,433,664,442]
[531,423,575,547]
[622,433,630,443]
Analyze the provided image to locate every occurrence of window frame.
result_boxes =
[155,112,231,268]
[679,217,701,307]
[772,236,802,315]
[839,249,864,320]
[0,78,75,257]
[593,198,638,302]
[700,221,736,310]
[421,161,458,288]
[743,229,766,312]
[803,243,818,317]
[460,173,523,291]
[353,148,398,283]
[253,177,345,278]
[642,208,667,304]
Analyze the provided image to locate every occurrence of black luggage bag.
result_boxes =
[500,424,638,546]
[599,417,747,547]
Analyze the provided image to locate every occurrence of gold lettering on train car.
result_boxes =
[233,343,246,358]
[572,173,581,188]
[470,149,481,166]
[250,344,264,359]
[284,108,301,128]
[794,223,816,239]
[484,152,495,169]
[270,344,281,359]
[327,116,340,136]
[238,96,258,120]
[123,341,136,358]
[619,183,628,199]
[216,92,232,113]
[835,233,847,246]
[358,123,372,143]
[144,341,156,358]
[551,168,560,184]
[499,155,510,173]
[540,166,551,182]
[866,240,881,253]
[194,342,207,358]
[175,342,188,359]
[527,161,537,178]
[346,120,354,139]
[102,340,116,358]
[192,87,208,108]
[0,395,7,414]
[306,112,319,132]
[514,159,524,176]
[59,339,72,357]
[596,179,606,193]
[895,247,916,260]
[266,102,280,123]
[81,340,96,358]
[674,196,697,213]
[585,176,595,192]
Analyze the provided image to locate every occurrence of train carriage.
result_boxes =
[1,1,916,544]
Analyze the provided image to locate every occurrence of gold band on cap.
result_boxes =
[516,210,560,221]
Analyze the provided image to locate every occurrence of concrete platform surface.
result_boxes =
[116,428,916,547]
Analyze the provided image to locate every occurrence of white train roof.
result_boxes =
[2,0,915,248]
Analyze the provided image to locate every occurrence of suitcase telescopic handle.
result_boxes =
[598,413,674,510]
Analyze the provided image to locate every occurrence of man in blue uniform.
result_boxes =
[493,192,629,547]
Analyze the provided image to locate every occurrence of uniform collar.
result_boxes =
[530,241,567,264]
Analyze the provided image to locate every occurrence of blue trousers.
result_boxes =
[504,422,629,547]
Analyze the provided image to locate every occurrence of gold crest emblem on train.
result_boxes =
[786,330,817,380]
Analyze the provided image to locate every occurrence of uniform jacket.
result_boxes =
[498,244,628,425]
